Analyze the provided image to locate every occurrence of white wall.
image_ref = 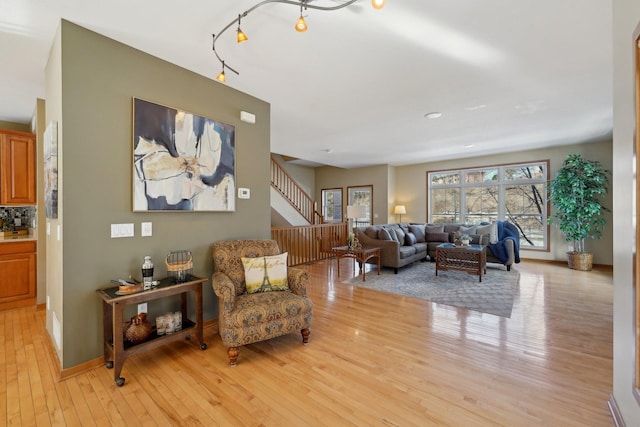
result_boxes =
[612,0,640,424]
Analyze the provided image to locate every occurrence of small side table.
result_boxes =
[96,274,207,386]
[333,246,381,281]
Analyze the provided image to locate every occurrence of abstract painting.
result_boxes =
[133,98,235,211]
[44,121,58,219]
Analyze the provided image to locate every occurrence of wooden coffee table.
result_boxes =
[333,246,381,281]
[435,243,487,282]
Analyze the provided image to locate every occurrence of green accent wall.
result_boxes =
[45,20,271,368]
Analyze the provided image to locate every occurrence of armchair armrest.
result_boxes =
[211,272,236,313]
[288,267,309,297]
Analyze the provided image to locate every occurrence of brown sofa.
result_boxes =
[355,222,516,272]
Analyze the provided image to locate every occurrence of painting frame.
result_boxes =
[132,98,236,212]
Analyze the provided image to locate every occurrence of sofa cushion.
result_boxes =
[425,224,444,233]
[405,232,417,246]
[413,242,428,253]
[426,232,449,242]
[394,228,406,244]
[399,245,416,259]
[242,253,289,294]
[409,224,426,242]
[378,228,393,240]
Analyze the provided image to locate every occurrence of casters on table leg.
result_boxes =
[185,335,191,340]
[200,343,207,350]
[115,377,125,387]
[105,361,113,369]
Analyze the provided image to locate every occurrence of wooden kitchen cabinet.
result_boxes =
[0,129,36,205]
[0,240,36,310]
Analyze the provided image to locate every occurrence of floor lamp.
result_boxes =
[394,205,406,223]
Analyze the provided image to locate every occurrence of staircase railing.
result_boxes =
[272,222,348,266]
[271,156,323,224]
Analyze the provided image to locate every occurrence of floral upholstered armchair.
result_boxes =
[211,239,313,366]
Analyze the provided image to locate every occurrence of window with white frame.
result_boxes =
[321,188,343,222]
[428,161,548,250]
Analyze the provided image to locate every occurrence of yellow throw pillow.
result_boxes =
[241,253,289,294]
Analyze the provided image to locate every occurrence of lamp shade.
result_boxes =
[295,16,308,32]
[394,205,407,215]
[346,205,366,219]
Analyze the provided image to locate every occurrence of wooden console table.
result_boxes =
[96,274,207,386]
[333,246,381,281]
[435,243,487,282]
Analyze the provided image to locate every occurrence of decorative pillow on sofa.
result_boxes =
[378,228,393,240]
[425,224,444,233]
[409,224,426,242]
[426,232,450,242]
[241,253,289,294]
[405,232,417,246]
[476,222,498,244]
[364,227,378,239]
[394,228,406,244]
[459,225,477,235]
[470,234,490,245]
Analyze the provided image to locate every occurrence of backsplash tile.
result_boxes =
[0,206,36,231]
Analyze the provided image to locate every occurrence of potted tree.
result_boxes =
[548,154,611,270]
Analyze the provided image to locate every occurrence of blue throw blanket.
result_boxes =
[487,221,520,264]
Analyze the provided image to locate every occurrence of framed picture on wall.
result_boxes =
[44,121,58,219]
[132,98,236,211]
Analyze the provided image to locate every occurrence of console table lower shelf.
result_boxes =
[96,275,208,386]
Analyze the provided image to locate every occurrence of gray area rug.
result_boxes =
[342,261,519,318]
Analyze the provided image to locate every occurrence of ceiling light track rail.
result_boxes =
[212,0,385,83]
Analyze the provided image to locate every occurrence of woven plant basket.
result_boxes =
[567,252,593,271]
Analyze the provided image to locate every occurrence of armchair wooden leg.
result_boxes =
[301,328,310,344]
[227,347,239,366]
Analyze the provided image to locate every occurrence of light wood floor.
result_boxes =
[2,260,613,426]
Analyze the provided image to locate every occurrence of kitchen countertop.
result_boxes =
[0,231,37,243]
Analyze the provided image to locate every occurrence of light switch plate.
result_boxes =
[141,222,152,237]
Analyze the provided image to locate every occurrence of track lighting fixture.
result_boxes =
[212,0,386,84]
[236,15,248,43]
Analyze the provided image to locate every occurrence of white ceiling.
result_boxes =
[1,0,612,169]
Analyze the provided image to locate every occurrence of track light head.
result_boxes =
[371,0,386,9]
[216,61,226,83]
[237,28,248,43]
[295,15,308,32]
[236,15,248,43]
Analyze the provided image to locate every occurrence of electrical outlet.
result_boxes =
[138,303,148,314]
